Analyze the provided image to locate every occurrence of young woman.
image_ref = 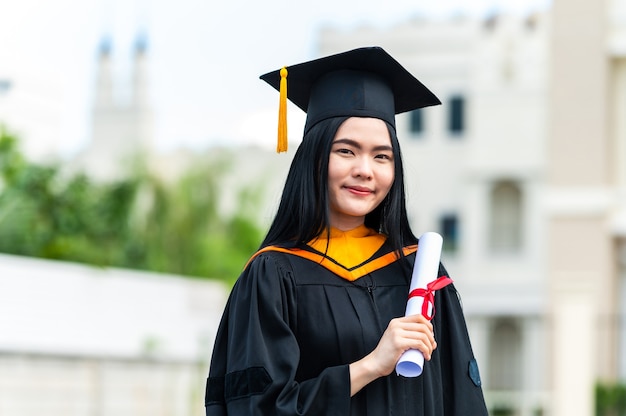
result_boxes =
[205,47,488,415]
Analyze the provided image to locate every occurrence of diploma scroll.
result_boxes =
[395,232,446,378]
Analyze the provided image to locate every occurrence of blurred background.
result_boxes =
[1,0,626,415]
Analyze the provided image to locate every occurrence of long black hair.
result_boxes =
[260,116,417,255]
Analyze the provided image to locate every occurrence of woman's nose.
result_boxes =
[353,157,373,179]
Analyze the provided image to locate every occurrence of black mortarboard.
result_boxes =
[260,46,441,152]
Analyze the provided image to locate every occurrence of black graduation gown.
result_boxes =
[205,242,488,415]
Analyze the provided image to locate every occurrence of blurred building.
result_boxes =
[308,0,626,415]
[0,33,226,416]
[74,34,154,181]
[0,253,228,416]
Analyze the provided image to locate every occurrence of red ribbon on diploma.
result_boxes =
[407,276,453,320]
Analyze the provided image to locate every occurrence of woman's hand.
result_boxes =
[349,314,437,396]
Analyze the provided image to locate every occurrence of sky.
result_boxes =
[0,0,550,158]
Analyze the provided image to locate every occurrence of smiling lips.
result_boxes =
[345,185,374,196]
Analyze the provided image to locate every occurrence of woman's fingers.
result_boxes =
[388,315,436,354]
[369,315,438,376]
[391,327,436,360]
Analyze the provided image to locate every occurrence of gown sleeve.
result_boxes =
[433,263,489,415]
[204,252,351,416]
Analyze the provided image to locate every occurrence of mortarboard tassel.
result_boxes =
[277,66,288,153]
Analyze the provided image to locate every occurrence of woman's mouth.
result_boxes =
[345,186,373,196]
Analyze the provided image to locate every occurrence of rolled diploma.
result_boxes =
[395,232,443,377]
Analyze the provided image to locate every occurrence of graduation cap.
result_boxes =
[260,46,441,152]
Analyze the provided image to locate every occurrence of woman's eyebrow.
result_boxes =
[332,138,393,152]
[333,138,360,148]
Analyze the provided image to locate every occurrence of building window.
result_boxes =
[488,318,522,390]
[440,214,459,253]
[448,95,465,135]
[489,180,523,253]
[0,79,12,95]
[409,109,423,135]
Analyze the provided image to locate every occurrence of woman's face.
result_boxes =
[327,117,395,231]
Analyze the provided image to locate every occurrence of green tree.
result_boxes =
[0,128,264,284]
[596,381,626,416]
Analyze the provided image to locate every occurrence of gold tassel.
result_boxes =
[277,66,288,153]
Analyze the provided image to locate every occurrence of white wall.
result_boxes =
[0,253,229,415]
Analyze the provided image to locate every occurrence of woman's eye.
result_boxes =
[375,153,392,160]
[336,148,353,155]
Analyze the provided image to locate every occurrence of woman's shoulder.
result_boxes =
[224,249,298,307]
[246,247,296,274]
[232,246,301,288]
[243,245,345,286]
